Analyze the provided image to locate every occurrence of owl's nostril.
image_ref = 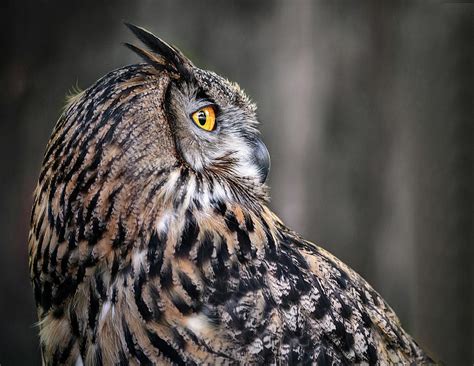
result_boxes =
[252,139,271,184]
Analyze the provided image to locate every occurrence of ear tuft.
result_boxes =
[124,22,193,81]
[123,43,179,78]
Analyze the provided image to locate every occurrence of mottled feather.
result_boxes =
[29,24,433,365]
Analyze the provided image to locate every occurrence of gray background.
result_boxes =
[1,1,472,364]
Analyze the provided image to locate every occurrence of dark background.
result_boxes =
[1,1,472,364]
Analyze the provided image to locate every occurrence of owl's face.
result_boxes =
[120,24,270,207]
[167,69,269,186]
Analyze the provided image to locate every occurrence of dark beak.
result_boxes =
[251,139,271,184]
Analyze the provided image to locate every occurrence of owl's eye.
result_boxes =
[191,106,216,131]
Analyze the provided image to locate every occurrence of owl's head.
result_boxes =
[129,23,270,205]
[129,24,269,180]
[126,24,270,206]
[52,24,270,220]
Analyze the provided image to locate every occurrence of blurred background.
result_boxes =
[1,1,472,364]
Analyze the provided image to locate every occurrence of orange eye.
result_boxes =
[191,106,216,131]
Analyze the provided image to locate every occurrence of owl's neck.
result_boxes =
[82,160,277,282]
[125,164,281,275]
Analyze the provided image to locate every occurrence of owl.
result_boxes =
[29,23,433,365]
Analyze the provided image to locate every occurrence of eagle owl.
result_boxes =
[29,24,433,365]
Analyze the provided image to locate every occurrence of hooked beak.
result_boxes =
[251,138,271,184]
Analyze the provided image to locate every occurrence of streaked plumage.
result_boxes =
[29,24,433,365]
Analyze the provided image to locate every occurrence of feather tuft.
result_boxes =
[124,22,193,81]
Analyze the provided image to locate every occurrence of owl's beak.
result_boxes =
[252,139,271,184]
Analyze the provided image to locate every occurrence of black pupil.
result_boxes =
[197,111,207,125]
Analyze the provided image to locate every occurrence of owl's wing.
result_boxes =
[268,221,433,364]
